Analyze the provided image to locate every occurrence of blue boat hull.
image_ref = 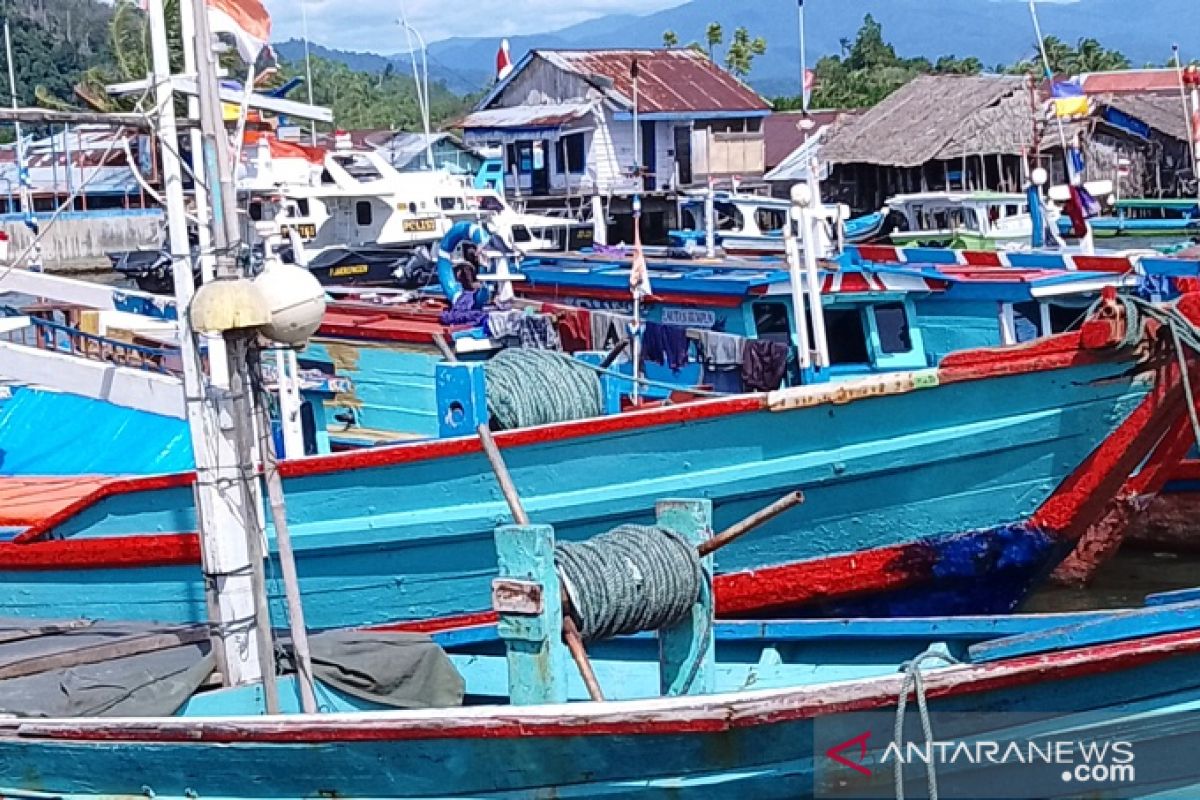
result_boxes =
[0,326,1174,628]
[4,616,1200,799]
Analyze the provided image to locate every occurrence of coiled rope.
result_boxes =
[1100,293,1200,448]
[555,524,704,643]
[484,349,603,430]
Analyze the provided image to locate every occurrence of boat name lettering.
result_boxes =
[330,264,370,277]
[403,218,439,233]
[662,309,717,329]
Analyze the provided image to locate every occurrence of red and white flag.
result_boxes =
[207,0,272,64]
[496,39,514,81]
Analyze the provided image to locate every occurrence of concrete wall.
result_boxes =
[1,209,163,272]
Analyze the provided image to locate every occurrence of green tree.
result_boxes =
[662,30,679,48]
[705,22,723,61]
[933,55,983,75]
[844,14,897,71]
[1071,37,1130,72]
[723,26,767,78]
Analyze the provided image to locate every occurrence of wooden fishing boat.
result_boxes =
[670,191,888,256]
[3,602,1200,799]
[1076,198,1200,239]
[0,286,1195,627]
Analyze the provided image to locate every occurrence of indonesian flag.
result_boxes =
[207,0,272,64]
[497,39,514,81]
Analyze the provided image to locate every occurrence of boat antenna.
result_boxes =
[398,3,435,171]
[300,0,318,146]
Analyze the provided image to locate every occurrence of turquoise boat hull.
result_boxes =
[0,321,1183,628]
[4,611,1200,799]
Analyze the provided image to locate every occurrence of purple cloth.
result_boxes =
[440,292,487,326]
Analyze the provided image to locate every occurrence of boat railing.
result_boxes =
[0,316,174,375]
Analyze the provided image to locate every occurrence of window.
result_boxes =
[478,195,504,212]
[1047,303,1085,333]
[248,201,263,222]
[555,133,586,174]
[754,207,788,233]
[355,201,373,226]
[511,226,533,243]
[873,303,912,354]
[295,198,311,217]
[825,308,870,365]
[1012,301,1042,342]
[752,302,792,344]
[713,202,744,231]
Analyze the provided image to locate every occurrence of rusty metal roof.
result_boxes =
[537,49,769,116]
[1081,69,1181,95]
[459,101,597,131]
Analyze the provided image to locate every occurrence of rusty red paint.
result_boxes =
[1082,70,1181,95]
[540,49,769,115]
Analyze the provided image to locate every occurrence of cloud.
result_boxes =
[265,0,686,53]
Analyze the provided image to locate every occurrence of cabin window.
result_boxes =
[295,199,311,216]
[248,201,263,222]
[825,308,870,365]
[713,202,744,231]
[1047,304,1085,333]
[1012,301,1043,342]
[873,303,912,354]
[438,197,462,211]
[355,201,373,226]
[511,226,533,243]
[754,207,788,233]
[555,133,587,175]
[752,302,792,344]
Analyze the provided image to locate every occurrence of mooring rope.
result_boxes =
[554,524,704,643]
[484,349,603,430]
[1100,293,1200,448]
[893,648,960,800]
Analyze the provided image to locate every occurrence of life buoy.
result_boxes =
[437,221,491,303]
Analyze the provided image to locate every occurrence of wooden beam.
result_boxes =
[0,626,210,680]
[0,107,194,130]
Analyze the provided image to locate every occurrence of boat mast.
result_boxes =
[146,0,274,695]
[3,20,39,270]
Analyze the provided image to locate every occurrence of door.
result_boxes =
[531,140,550,195]
[641,121,657,191]
[673,125,693,186]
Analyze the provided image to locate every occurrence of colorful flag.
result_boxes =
[629,202,652,299]
[206,0,271,64]
[496,39,514,81]
[1050,78,1089,118]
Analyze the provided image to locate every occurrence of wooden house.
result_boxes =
[459,49,771,202]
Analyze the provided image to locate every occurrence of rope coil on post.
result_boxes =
[554,524,703,642]
[484,349,603,430]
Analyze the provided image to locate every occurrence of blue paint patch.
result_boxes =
[799,525,1065,618]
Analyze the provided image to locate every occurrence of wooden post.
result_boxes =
[655,498,715,697]
[435,362,488,438]
[492,523,570,706]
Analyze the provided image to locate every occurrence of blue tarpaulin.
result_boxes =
[0,388,192,476]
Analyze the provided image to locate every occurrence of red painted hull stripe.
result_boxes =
[961,251,1005,268]
[24,628,1200,744]
[518,287,746,309]
[14,326,1144,543]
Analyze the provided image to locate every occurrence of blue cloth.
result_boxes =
[641,321,690,371]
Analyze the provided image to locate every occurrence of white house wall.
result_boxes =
[492,56,594,107]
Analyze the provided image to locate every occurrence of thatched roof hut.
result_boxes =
[1100,93,1191,142]
[820,74,1046,168]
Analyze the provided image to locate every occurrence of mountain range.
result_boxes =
[275,0,1189,98]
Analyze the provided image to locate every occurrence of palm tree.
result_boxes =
[705,22,723,61]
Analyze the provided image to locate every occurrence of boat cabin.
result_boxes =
[886,192,1033,250]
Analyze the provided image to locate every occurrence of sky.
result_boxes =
[263,0,687,54]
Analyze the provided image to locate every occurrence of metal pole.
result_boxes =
[191,0,242,266]
[4,20,29,217]
[632,59,640,189]
[798,193,829,369]
[798,0,809,113]
[784,207,811,371]
[1028,0,1092,252]
[299,0,318,146]
[704,178,716,258]
[146,0,267,692]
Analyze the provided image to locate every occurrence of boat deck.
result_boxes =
[0,477,121,540]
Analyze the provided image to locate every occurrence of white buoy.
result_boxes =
[254,261,327,346]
